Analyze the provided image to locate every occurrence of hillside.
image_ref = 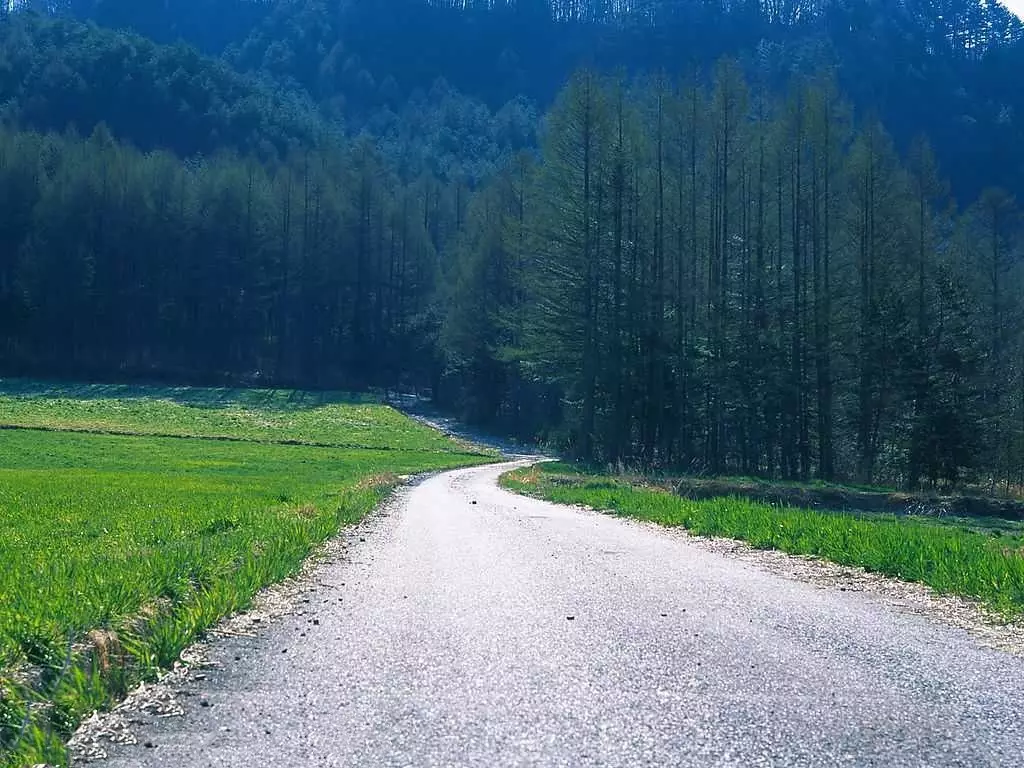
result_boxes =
[1,7,537,182]
[0,0,1022,490]
[0,13,329,158]
[44,0,1024,203]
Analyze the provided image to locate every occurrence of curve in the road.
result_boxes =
[91,462,1024,768]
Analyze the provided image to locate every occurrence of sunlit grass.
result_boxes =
[0,379,494,455]
[502,463,1024,617]
[0,382,491,767]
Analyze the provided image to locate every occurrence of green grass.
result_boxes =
[0,381,491,767]
[502,462,1024,618]
[669,471,898,495]
[0,379,487,454]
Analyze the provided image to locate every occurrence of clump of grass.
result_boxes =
[0,384,492,767]
[502,465,1024,618]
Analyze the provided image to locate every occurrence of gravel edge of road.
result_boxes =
[698,528,1024,655]
[548,493,1024,658]
[67,460,1024,764]
[65,480,419,765]
[65,396,513,766]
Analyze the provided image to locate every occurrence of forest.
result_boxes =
[0,0,1023,489]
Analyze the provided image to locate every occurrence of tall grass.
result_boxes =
[502,465,1024,617]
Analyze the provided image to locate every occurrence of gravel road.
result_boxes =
[94,461,1024,767]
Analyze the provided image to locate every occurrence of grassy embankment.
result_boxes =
[502,462,1024,618]
[0,380,494,767]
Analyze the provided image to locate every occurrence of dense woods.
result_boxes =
[1,1,1023,489]
[0,124,456,388]
[0,13,330,159]
[442,68,1024,489]
[28,0,1024,201]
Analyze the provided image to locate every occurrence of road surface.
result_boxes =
[96,462,1024,767]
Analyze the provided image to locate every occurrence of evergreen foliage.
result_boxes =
[0,124,451,389]
[2,0,1024,488]
[443,69,1024,488]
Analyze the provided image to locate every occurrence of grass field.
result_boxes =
[0,380,473,452]
[502,463,1024,618]
[0,380,492,767]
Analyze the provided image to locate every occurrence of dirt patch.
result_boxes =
[354,472,398,491]
[84,630,124,677]
[289,503,319,519]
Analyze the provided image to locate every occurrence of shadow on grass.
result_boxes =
[0,378,378,412]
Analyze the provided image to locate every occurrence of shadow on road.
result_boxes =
[386,394,546,461]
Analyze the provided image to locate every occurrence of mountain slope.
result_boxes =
[0,13,330,157]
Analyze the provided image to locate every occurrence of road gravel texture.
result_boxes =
[91,462,1024,767]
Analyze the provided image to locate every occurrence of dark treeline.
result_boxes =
[441,67,1024,489]
[0,123,463,389]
